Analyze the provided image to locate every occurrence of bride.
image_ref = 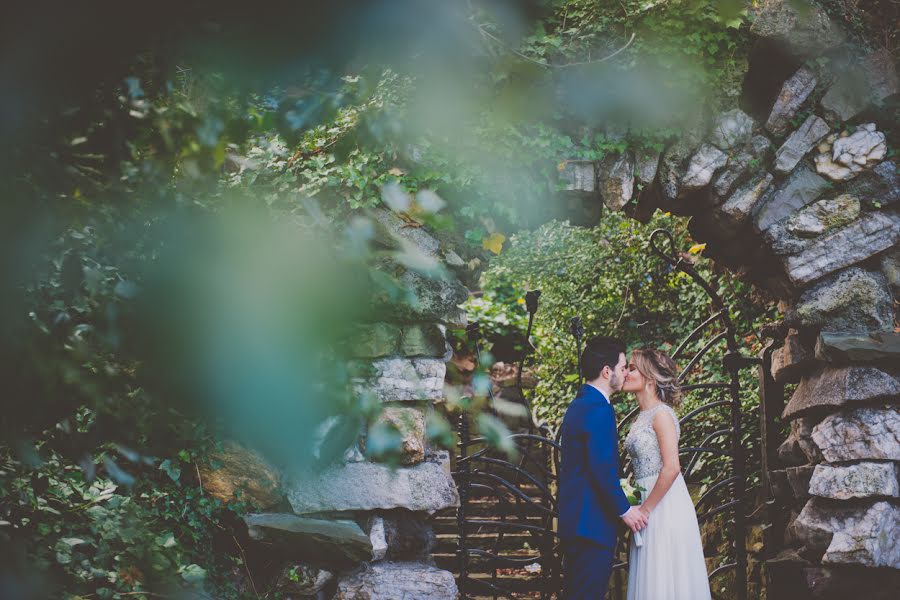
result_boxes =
[622,348,711,600]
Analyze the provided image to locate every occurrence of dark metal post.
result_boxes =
[759,341,787,557]
[517,290,541,426]
[728,358,748,600]
[569,317,584,386]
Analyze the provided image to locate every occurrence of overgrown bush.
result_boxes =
[462,211,778,492]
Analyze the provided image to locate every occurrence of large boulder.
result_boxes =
[597,152,635,211]
[198,441,284,510]
[777,432,810,467]
[786,465,815,501]
[710,109,754,150]
[784,194,860,239]
[883,247,900,294]
[362,406,426,465]
[368,516,388,561]
[752,165,829,232]
[391,266,468,326]
[815,331,900,363]
[845,160,900,209]
[793,416,825,464]
[811,406,900,463]
[781,211,900,286]
[286,453,460,515]
[355,358,446,402]
[350,323,448,359]
[559,160,596,193]
[788,498,900,568]
[770,329,816,384]
[334,562,458,600]
[634,149,661,192]
[658,135,702,206]
[809,462,899,500]
[716,172,774,235]
[244,513,373,563]
[815,124,887,182]
[372,208,442,263]
[749,0,844,59]
[400,324,449,358]
[766,67,818,136]
[681,144,729,194]
[785,267,895,331]
[713,135,772,198]
[782,366,900,419]
[774,114,830,174]
[820,49,899,122]
[381,509,437,561]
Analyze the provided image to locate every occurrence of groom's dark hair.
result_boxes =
[581,336,625,381]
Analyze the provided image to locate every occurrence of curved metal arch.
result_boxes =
[649,229,740,354]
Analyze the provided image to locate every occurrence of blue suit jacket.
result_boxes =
[558,384,631,548]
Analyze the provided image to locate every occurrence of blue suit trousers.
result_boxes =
[562,538,614,600]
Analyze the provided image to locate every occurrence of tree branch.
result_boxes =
[475,22,635,70]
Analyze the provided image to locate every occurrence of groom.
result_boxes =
[559,336,647,599]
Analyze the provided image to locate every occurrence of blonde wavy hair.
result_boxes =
[631,348,683,408]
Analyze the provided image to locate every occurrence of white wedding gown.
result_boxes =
[623,404,712,600]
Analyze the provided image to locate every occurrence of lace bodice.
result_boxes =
[624,403,680,480]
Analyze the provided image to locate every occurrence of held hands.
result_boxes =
[620,505,649,534]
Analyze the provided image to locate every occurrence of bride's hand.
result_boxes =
[638,505,651,519]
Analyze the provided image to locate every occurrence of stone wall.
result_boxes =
[561,2,899,597]
[201,208,465,598]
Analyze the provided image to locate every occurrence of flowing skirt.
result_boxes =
[626,472,712,600]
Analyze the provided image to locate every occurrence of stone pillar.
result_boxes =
[242,209,465,599]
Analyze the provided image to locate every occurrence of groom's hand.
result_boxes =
[620,506,648,533]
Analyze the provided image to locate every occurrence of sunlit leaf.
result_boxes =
[180,564,207,584]
[482,232,506,255]
[159,459,181,482]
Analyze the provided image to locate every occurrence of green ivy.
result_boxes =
[465,211,778,490]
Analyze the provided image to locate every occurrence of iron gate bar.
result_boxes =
[681,382,732,391]
[695,476,740,509]
[672,310,726,359]
[677,331,729,380]
[452,228,757,600]
[678,399,733,422]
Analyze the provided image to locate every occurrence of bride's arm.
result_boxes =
[638,410,681,516]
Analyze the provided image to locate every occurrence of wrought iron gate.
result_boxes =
[451,229,758,600]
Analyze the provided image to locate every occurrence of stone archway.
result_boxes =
[555,2,900,597]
